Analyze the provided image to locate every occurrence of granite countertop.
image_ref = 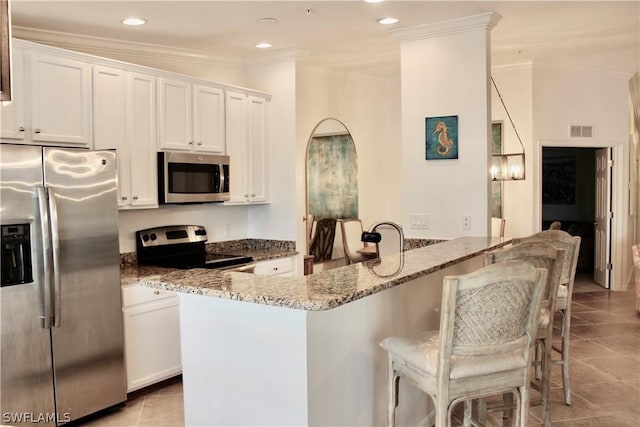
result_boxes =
[136,237,509,311]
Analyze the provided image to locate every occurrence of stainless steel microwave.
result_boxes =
[158,152,230,204]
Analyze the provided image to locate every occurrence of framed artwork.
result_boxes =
[307,134,358,219]
[542,157,576,204]
[491,121,503,218]
[425,115,458,160]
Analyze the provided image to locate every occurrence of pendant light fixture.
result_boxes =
[490,76,526,181]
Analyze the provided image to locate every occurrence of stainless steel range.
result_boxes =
[136,225,253,271]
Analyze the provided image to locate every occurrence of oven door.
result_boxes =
[158,152,230,204]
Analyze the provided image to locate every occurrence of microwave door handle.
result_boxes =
[47,188,62,328]
[36,187,53,329]
[219,164,225,192]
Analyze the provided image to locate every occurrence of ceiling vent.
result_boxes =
[570,124,593,138]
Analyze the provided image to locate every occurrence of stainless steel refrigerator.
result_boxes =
[1,144,126,426]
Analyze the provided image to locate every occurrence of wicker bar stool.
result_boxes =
[484,241,565,427]
[379,260,547,427]
[512,230,580,406]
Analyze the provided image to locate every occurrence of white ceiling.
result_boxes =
[10,0,640,77]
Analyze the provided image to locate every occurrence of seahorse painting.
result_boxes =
[432,121,453,156]
[425,115,458,160]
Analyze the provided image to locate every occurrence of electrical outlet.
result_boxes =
[410,214,429,229]
[462,215,471,230]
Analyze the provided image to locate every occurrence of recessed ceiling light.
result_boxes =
[122,17,146,26]
[257,18,278,24]
[377,17,399,25]
[364,0,384,3]
[255,42,273,49]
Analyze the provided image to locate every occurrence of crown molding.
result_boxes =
[390,12,502,42]
[492,62,534,72]
[12,25,244,69]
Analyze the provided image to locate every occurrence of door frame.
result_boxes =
[534,139,627,291]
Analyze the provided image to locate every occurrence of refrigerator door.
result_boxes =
[0,144,56,426]
[43,148,126,422]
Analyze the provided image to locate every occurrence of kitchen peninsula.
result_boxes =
[140,237,508,426]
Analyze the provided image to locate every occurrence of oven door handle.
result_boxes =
[225,263,256,273]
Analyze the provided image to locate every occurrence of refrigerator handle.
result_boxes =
[48,188,62,328]
[36,187,53,329]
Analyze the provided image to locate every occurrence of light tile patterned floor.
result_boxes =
[81,274,639,427]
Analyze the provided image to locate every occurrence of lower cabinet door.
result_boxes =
[122,295,181,392]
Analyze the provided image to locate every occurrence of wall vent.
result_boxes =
[570,124,593,138]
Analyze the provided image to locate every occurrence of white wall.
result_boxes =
[399,24,493,239]
[531,64,632,289]
[296,65,401,256]
[245,56,298,241]
[491,64,533,238]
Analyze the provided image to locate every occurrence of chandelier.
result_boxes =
[490,77,526,181]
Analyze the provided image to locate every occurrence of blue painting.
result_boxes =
[425,115,458,160]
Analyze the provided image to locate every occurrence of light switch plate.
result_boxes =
[410,214,429,229]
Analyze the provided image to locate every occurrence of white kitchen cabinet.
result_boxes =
[93,66,158,209]
[1,48,26,140]
[122,284,181,392]
[157,78,225,153]
[1,47,92,147]
[30,52,93,146]
[254,257,295,277]
[225,91,269,204]
[127,73,158,208]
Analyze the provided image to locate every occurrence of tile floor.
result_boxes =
[81,273,638,427]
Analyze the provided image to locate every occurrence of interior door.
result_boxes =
[594,148,611,288]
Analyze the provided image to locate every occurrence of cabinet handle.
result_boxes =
[132,196,139,200]
[188,141,194,145]
[197,141,203,146]
[251,194,256,197]
[154,290,160,295]
[272,267,278,271]
[34,128,41,134]
[18,126,25,132]
[244,194,248,198]
[121,196,128,201]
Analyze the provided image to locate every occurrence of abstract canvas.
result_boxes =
[307,134,358,219]
[425,115,458,160]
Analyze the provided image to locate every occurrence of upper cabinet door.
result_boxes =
[29,52,92,146]
[1,48,26,140]
[248,95,268,203]
[127,72,158,209]
[92,65,129,208]
[193,84,225,153]
[157,78,192,151]
[225,91,249,203]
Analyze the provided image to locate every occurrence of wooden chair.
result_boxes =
[484,241,565,427]
[512,230,580,406]
[339,219,375,264]
[380,260,547,427]
[309,218,336,262]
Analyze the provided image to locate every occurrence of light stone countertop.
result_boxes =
[136,237,510,311]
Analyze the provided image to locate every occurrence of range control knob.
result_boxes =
[150,233,157,241]
[142,234,150,242]
[195,228,207,236]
